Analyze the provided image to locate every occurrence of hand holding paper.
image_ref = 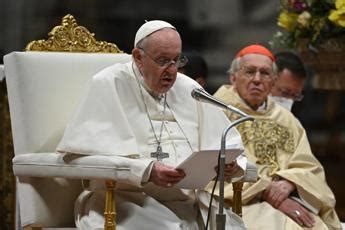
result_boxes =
[149,161,186,188]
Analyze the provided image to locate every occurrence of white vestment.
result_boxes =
[57,60,246,229]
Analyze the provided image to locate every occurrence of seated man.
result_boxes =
[270,51,307,111]
[56,20,246,229]
[211,44,341,229]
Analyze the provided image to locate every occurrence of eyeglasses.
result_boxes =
[138,47,188,68]
[276,87,304,101]
[239,66,273,80]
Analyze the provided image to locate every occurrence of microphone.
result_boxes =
[191,88,250,117]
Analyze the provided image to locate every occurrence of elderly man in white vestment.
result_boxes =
[56,20,247,229]
[211,44,342,229]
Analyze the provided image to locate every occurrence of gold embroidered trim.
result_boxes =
[230,114,295,175]
[25,14,123,53]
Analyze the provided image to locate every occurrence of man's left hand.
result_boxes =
[278,197,315,228]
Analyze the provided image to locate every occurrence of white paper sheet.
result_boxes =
[175,146,243,189]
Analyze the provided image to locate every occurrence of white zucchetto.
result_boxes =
[134,20,175,47]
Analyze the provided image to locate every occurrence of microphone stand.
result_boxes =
[216,116,254,230]
[190,88,254,229]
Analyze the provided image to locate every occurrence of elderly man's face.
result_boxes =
[134,28,182,95]
[231,54,275,110]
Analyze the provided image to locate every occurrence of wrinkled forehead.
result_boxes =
[145,29,182,53]
[147,28,181,43]
[240,53,274,68]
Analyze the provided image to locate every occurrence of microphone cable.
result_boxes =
[205,149,222,230]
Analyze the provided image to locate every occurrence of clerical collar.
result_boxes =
[132,62,164,101]
[257,100,267,111]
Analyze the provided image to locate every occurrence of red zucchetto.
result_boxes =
[235,44,275,62]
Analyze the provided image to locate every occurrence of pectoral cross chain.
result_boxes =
[150,145,169,161]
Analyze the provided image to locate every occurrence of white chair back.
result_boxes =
[4,51,131,227]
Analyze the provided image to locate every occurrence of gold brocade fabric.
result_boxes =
[229,113,295,176]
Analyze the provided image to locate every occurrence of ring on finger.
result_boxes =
[294,210,301,217]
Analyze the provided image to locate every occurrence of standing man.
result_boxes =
[211,44,341,229]
[270,51,307,111]
[57,20,246,229]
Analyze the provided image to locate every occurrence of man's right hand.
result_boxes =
[262,179,296,208]
[149,161,185,187]
[277,198,315,228]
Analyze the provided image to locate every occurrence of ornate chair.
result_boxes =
[4,14,257,229]
[4,14,131,229]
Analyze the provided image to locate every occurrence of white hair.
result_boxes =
[227,56,278,76]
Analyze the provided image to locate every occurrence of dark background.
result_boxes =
[0,0,344,228]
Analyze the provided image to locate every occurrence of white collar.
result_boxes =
[257,100,267,111]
